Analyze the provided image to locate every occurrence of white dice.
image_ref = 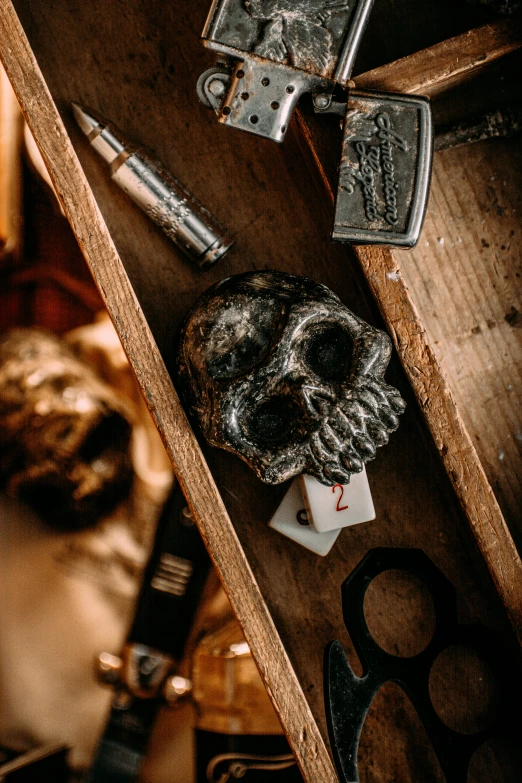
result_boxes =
[268,478,342,556]
[299,467,375,533]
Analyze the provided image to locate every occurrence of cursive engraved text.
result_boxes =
[341,111,409,228]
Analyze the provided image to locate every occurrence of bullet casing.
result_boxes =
[113,151,229,268]
[73,104,231,269]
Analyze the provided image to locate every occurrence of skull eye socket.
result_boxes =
[246,397,296,446]
[203,296,281,381]
[207,335,272,381]
[305,325,353,383]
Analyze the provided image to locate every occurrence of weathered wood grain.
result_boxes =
[354,17,522,97]
[295,20,522,642]
[357,21,522,621]
[0,64,21,262]
[396,128,522,547]
[0,3,338,781]
[357,244,522,638]
[3,0,522,780]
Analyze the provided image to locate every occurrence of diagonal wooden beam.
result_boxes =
[295,18,522,645]
[0,1,339,780]
[354,17,522,96]
[0,64,22,262]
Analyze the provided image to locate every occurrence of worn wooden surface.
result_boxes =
[0,64,21,262]
[2,0,522,780]
[355,17,522,97]
[295,19,522,642]
[0,4,338,782]
[397,138,522,547]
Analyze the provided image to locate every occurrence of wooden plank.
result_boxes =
[295,22,522,642]
[356,244,522,640]
[354,17,522,97]
[0,3,338,781]
[395,119,522,551]
[0,63,21,262]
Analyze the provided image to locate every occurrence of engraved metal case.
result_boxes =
[198,2,434,248]
[175,271,405,486]
[199,0,376,142]
[334,90,433,246]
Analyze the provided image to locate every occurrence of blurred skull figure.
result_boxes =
[0,328,134,530]
[0,316,173,772]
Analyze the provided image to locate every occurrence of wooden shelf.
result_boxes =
[1,1,521,780]
[295,17,522,641]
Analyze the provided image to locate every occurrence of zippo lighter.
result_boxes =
[197,0,433,248]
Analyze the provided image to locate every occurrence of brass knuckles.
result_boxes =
[324,549,515,783]
[96,644,192,704]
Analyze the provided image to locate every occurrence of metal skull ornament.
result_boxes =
[0,329,134,530]
[175,271,405,486]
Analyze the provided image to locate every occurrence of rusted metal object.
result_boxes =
[435,103,522,151]
[197,2,434,248]
[199,0,376,142]
[333,90,433,247]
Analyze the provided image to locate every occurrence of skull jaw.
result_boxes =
[206,426,364,487]
[206,428,308,486]
[205,375,405,488]
[206,409,352,487]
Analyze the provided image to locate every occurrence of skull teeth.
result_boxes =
[310,430,333,464]
[389,393,407,414]
[363,379,390,406]
[381,409,400,431]
[341,400,365,430]
[356,387,381,417]
[352,435,376,458]
[340,453,363,474]
[301,385,336,416]
[368,423,390,445]
[302,377,405,486]
[366,378,406,414]
[320,423,343,451]
[324,462,351,485]
[330,408,357,439]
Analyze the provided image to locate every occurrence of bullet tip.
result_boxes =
[71,102,102,138]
